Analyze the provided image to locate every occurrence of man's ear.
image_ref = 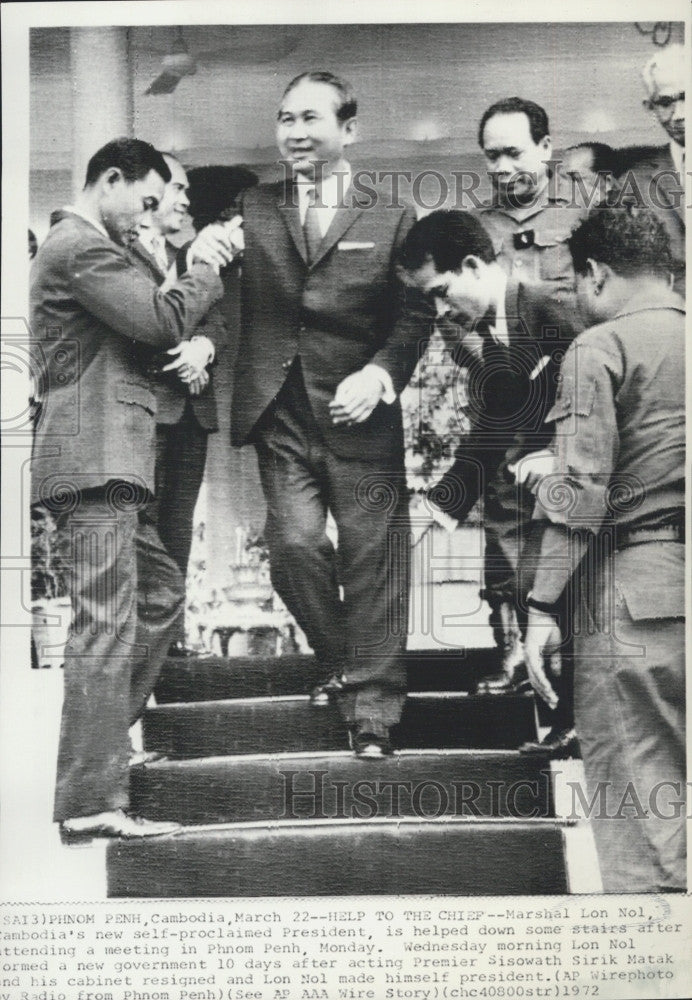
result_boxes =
[342,117,357,147]
[461,254,482,275]
[103,167,123,189]
[586,258,608,294]
[540,134,553,158]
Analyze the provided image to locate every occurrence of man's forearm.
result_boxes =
[530,522,589,606]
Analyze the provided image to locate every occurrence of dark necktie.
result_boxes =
[303,186,322,264]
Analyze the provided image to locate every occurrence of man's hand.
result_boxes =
[188,369,210,396]
[163,339,212,383]
[329,368,384,425]
[524,608,561,709]
[509,449,557,493]
[189,218,242,270]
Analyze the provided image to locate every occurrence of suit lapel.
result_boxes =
[656,149,686,224]
[276,183,309,265]
[309,203,366,268]
[274,182,367,269]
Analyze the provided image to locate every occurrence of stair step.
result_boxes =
[155,648,502,703]
[130,749,554,824]
[143,693,537,757]
[107,817,569,897]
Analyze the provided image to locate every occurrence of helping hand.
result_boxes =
[329,368,384,425]
[162,339,212,382]
[524,609,562,709]
[188,369,210,396]
[508,449,557,493]
[189,221,239,269]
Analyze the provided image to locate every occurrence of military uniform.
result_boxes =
[475,170,589,332]
[531,286,686,891]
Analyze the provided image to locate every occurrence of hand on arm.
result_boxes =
[509,448,557,493]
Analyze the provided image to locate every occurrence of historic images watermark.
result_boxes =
[275,159,689,213]
[280,770,692,822]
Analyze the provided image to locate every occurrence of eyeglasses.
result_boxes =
[643,92,685,114]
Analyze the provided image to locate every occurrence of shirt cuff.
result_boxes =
[363,364,396,404]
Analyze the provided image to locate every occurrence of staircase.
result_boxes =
[107,650,572,897]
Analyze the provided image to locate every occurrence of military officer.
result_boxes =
[524,207,685,891]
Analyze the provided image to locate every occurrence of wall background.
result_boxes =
[30,21,685,239]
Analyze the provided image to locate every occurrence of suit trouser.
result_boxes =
[253,367,409,728]
[148,402,209,643]
[51,487,184,821]
[575,542,686,891]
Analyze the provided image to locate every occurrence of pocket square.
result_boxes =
[337,240,376,250]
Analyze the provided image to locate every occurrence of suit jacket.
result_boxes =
[621,144,685,296]
[231,179,435,459]
[30,213,222,504]
[433,275,585,523]
[128,238,227,431]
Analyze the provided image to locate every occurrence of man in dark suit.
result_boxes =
[397,210,582,757]
[130,153,226,656]
[190,71,434,756]
[31,138,223,841]
[619,43,685,295]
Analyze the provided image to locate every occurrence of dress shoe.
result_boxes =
[167,640,198,658]
[519,726,580,759]
[309,673,348,707]
[475,661,530,695]
[59,809,180,845]
[129,749,168,767]
[350,723,393,759]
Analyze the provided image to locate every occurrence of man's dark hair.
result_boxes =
[282,70,357,123]
[84,137,171,188]
[186,165,259,231]
[398,210,496,274]
[568,206,673,279]
[478,97,549,147]
[564,142,619,175]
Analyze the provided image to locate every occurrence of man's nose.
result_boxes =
[434,297,451,317]
[287,118,308,139]
[489,155,513,175]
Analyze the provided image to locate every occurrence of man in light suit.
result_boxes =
[31,138,223,841]
[191,71,434,756]
[621,43,685,295]
[130,153,226,656]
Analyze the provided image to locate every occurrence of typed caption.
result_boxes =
[1,895,690,1000]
